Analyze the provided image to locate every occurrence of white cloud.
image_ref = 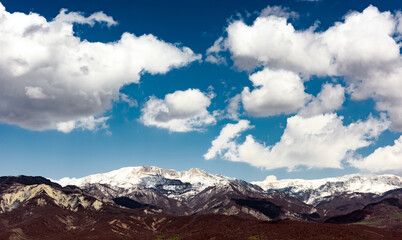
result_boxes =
[0,4,200,132]
[208,5,402,130]
[260,6,299,19]
[242,68,311,117]
[206,114,389,171]
[56,116,110,133]
[225,94,242,120]
[119,93,138,108]
[349,135,402,174]
[141,88,216,132]
[349,65,402,131]
[204,120,252,160]
[54,8,117,27]
[56,121,76,133]
[213,5,399,75]
[205,37,227,65]
[299,83,345,117]
[25,86,49,99]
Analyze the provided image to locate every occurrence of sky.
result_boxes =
[0,0,401,182]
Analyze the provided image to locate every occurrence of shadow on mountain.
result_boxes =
[232,198,282,219]
[112,197,157,210]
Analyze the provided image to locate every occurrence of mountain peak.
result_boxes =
[55,166,232,199]
[253,174,402,205]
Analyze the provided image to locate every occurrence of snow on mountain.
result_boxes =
[55,166,402,205]
[56,166,234,199]
[252,174,402,205]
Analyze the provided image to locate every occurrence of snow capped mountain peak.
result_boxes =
[55,166,233,199]
[252,174,402,205]
[55,166,402,205]
[253,174,402,192]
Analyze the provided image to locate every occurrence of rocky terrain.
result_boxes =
[0,167,401,239]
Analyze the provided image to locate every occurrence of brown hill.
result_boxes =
[325,198,402,231]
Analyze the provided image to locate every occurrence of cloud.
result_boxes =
[299,83,345,117]
[242,68,311,117]
[0,3,200,132]
[25,86,49,99]
[211,5,399,75]
[396,11,402,36]
[208,5,402,129]
[119,93,138,108]
[204,120,252,160]
[205,37,227,65]
[54,8,117,27]
[205,114,389,171]
[141,88,216,132]
[56,116,110,133]
[349,65,402,131]
[349,135,402,174]
[225,94,242,120]
[259,6,299,19]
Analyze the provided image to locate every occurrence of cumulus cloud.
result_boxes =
[204,120,252,160]
[242,68,311,117]
[208,5,402,129]
[299,83,345,117]
[205,114,390,171]
[349,135,402,174]
[211,5,399,75]
[0,3,200,132]
[141,88,216,132]
[349,65,402,131]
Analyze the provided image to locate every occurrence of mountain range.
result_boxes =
[1,166,401,239]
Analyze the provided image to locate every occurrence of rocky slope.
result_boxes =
[55,167,319,220]
[325,197,402,231]
[1,172,402,239]
[56,166,235,200]
[252,174,402,205]
[0,176,102,213]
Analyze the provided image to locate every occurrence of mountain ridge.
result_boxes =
[54,166,402,205]
[1,173,402,238]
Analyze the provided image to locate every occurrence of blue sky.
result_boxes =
[0,0,401,181]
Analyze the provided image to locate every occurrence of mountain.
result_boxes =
[1,171,402,239]
[54,166,402,223]
[3,175,402,239]
[0,175,102,213]
[56,166,237,200]
[325,197,402,231]
[252,174,402,205]
[55,166,318,221]
[58,166,402,205]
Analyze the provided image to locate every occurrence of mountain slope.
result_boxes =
[325,197,402,231]
[56,166,235,200]
[54,166,402,221]
[253,174,402,205]
[1,172,402,238]
[0,176,103,213]
[55,166,320,220]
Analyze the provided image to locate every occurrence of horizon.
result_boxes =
[0,0,401,182]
